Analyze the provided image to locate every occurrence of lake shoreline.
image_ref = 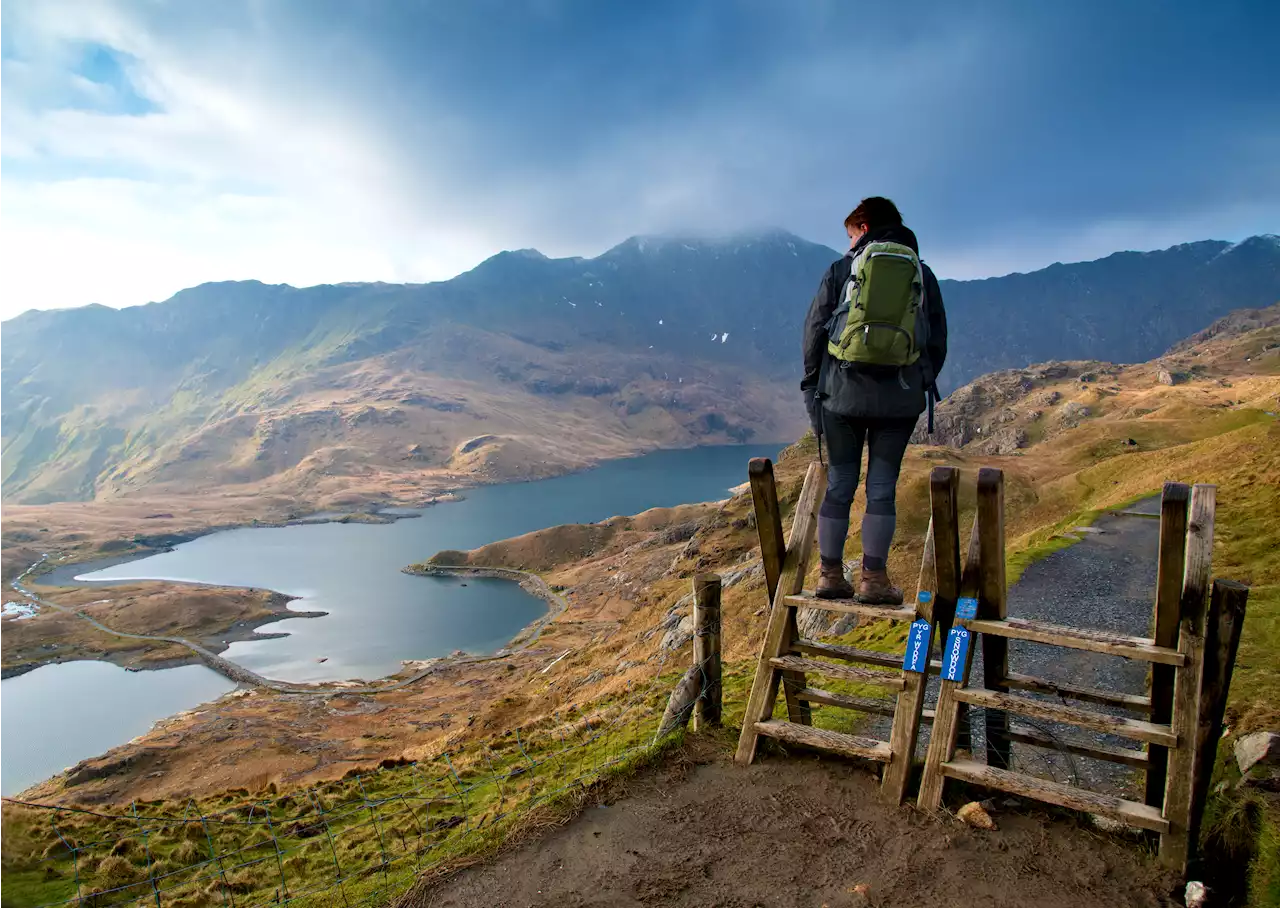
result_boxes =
[3,444,779,804]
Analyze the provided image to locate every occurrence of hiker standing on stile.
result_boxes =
[802,197,948,603]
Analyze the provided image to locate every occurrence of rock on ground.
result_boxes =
[1234,731,1280,784]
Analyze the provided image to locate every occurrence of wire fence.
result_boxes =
[0,644,727,908]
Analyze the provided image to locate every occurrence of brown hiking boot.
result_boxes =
[815,558,854,600]
[854,567,904,605]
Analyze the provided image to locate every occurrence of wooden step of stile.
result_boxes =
[754,719,893,763]
[940,758,1168,833]
[794,686,936,721]
[784,593,916,623]
[769,654,905,691]
[953,688,1175,746]
[794,638,942,672]
[966,618,1184,666]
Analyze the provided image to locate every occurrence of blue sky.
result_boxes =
[1,0,1276,316]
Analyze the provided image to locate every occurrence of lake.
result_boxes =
[1,444,781,793]
[1,661,236,797]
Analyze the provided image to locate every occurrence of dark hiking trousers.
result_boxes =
[817,411,917,570]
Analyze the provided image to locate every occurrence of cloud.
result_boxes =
[1,0,1277,317]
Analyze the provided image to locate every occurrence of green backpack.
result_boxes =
[826,241,925,367]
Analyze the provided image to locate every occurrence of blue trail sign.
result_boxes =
[942,626,971,682]
[956,597,979,621]
[902,619,932,673]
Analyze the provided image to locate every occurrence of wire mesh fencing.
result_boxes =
[0,647,717,908]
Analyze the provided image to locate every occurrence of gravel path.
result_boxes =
[973,495,1163,795]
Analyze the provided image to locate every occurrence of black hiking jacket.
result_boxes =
[801,224,948,421]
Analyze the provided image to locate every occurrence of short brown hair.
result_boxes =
[845,197,903,232]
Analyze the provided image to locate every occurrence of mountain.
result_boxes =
[0,231,835,505]
[937,235,1280,387]
[2,232,1277,506]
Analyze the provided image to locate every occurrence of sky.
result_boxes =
[1,1,1277,318]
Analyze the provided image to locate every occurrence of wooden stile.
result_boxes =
[1147,482,1191,808]
[735,460,1243,878]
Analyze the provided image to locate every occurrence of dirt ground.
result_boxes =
[410,744,1179,908]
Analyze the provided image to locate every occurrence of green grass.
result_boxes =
[1,681,678,908]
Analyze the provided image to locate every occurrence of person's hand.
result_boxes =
[803,388,823,439]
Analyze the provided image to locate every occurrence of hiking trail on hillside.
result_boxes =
[404,500,1179,906]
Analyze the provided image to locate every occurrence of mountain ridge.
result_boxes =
[2,232,1277,506]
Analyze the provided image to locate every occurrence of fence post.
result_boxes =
[1148,481,1190,808]
[749,457,787,607]
[977,468,1011,769]
[694,573,722,730]
[1188,578,1248,858]
[1160,483,1215,871]
[954,514,981,753]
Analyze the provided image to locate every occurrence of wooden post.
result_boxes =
[954,516,981,754]
[1188,578,1248,856]
[1147,481,1190,808]
[694,573,723,730]
[881,519,937,803]
[735,461,824,764]
[1160,483,1215,871]
[749,458,787,607]
[929,467,962,644]
[977,468,1011,770]
[929,464,968,759]
[916,467,974,812]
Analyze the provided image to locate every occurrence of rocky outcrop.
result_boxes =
[1059,401,1091,428]
[913,361,1104,450]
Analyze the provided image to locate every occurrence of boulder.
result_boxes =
[1234,731,1280,786]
